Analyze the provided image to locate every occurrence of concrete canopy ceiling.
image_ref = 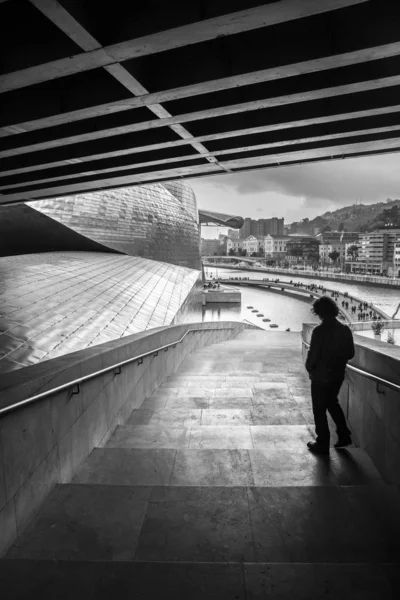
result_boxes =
[1,0,400,205]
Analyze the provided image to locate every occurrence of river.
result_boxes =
[195,267,400,342]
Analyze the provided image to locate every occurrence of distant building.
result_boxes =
[316,231,359,245]
[286,235,320,264]
[200,238,221,256]
[239,217,284,239]
[319,242,347,265]
[263,235,291,260]
[346,228,400,275]
[226,238,243,254]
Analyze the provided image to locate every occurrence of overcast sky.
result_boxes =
[189,152,400,239]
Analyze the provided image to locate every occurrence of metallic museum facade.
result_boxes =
[0,181,205,373]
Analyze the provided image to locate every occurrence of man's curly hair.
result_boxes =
[312,296,339,319]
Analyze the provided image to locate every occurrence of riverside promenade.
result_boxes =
[218,277,391,323]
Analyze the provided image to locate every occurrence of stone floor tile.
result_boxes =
[247,486,382,562]
[134,486,255,562]
[7,484,151,561]
[149,408,202,426]
[253,382,288,390]
[220,380,257,388]
[164,397,210,409]
[106,425,191,449]
[209,397,253,409]
[170,449,254,486]
[250,425,311,449]
[381,564,400,598]
[73,448,176,486]
[249,448,337,486]
[126,408,153,425]
[244,563,393,600]
[252,389,295,402]
[212,388,253,397]
[0,560,247,600]
[201,409,253,426]
[140,397,168,410]
[329,448,385,485]
[189,426,253,449]
[340,485,400,562]
[250,406,307,426]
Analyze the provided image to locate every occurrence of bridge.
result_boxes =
[216,277,391,322]
[3,0,400,203]
[203,256,262,264]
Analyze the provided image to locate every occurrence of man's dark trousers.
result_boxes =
[311,380,351,448]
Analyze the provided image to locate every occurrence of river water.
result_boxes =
[198,267,400,338]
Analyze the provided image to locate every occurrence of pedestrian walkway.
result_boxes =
[1,330,399,598]
[220,277,390,323]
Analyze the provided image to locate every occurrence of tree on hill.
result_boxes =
[338,222,345,231]
[320,225,332,232]
[328,250,340,264]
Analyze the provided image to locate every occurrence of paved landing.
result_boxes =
[2,330,399,598]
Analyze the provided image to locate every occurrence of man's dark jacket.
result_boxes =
[306,318,355,383]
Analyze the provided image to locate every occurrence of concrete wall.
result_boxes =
[302,323,400,486]
[0,321,246,556]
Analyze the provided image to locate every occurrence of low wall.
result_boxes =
[203,290,241,303]
[302,323,400,485]
[0,321,247,556]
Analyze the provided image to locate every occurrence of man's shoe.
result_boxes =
[334,437,352,448]
[307,441,329,455]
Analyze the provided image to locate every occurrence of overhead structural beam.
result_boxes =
[2,73,400,176]
[0,0,368,93]
[2,135,400,205]
[26,0,227,173]
[2,122,400,191]
[2,39,400,145]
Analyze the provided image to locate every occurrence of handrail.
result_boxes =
[301,339,400,392]
[0,324,245,417]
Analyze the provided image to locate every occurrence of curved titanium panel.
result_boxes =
[27,182,200,269]
[199,209,244,229]
[0,252,201,374]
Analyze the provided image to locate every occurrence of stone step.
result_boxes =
[127,407,308,427]
[72,447,384,488]
[105,424,354,450]
[6,483,400,564]
[0,559,397,599]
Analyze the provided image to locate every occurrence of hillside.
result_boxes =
[289,198,400,234]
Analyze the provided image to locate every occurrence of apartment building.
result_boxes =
[263,235,291,258]
[319,242,347,264]
[346,228,400,275]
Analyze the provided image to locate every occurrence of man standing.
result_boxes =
[305,296,354,454]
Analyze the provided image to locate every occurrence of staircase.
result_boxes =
[1,330,399,598]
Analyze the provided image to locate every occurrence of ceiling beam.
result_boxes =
[2,122,400,192]
[27,0,227,173]
[2,74,400,177]
[3,39,399,138]
[0,0,368,93]
[2,134,400,205]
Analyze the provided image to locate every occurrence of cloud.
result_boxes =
[188,151,400,223]
[220,152,400,204]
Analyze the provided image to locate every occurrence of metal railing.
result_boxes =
[0,324,246,418]
[301,339,400,393]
